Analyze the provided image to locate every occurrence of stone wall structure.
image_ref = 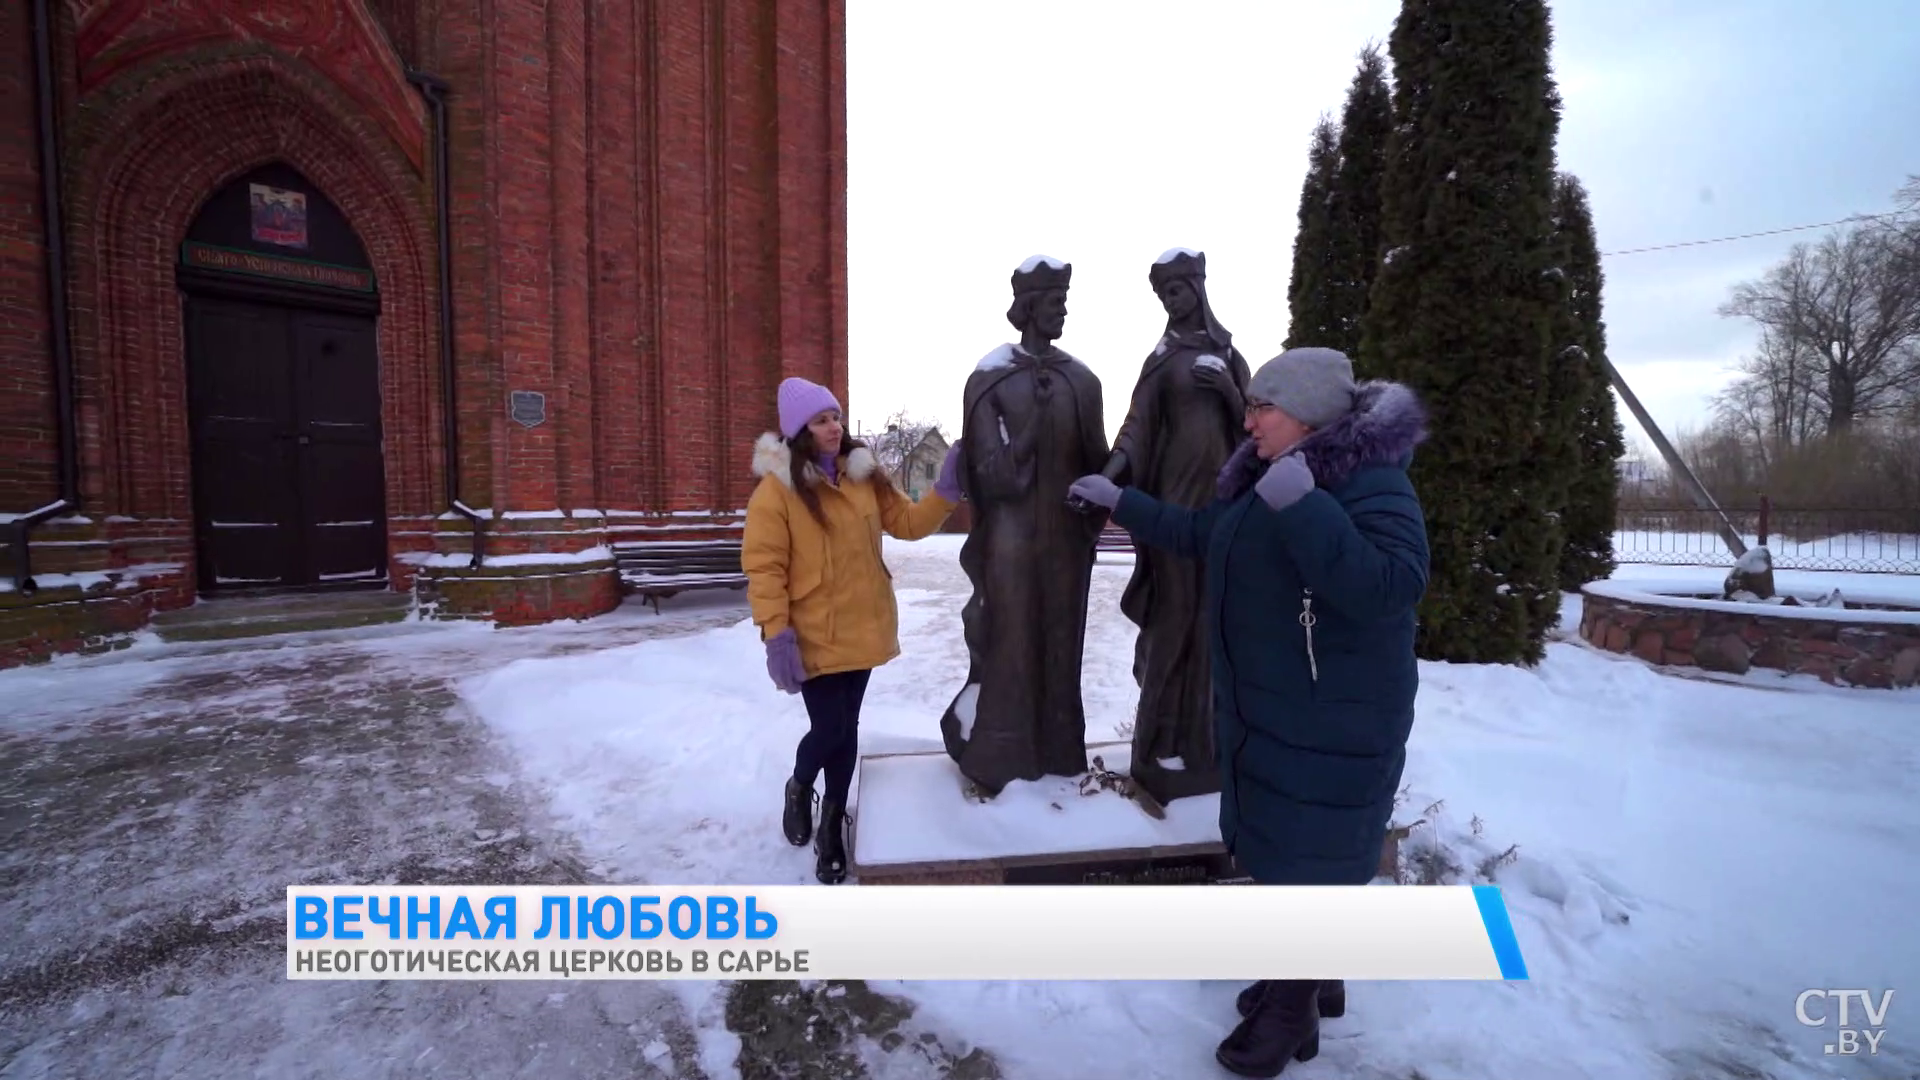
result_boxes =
[1579,583,1920,689]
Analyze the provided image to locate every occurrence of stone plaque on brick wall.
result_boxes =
[508,391,546,429]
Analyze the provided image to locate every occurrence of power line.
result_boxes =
[1600,208,1917,258]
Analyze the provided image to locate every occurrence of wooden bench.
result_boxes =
[1096,525,1134,560]
[613,540,748,614]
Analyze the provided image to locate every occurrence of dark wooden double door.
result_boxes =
[186,297,388,593]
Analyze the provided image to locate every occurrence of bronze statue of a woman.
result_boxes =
[1100,248,1249,805]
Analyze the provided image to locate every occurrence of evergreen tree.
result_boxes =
[1358,0,1567,665]
[1550,173,1626,588]
[1530,185,1585,637]
[1285,117,1341,348]
[1323,44,1393,359]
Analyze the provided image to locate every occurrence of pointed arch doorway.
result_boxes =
[178,163,389,594]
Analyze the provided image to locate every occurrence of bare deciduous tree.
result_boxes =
[1673,181,1920,512]
[1711,325,1823,459]
[1719,223,1920,432]
[1889,173,1920,412]
[1710,377,1776,472]
[1890,173,1920,245]
[864,409,944,485]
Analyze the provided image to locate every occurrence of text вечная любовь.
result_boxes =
[289,891,803,978]
[294,892,779,940]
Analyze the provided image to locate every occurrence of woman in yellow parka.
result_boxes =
[742,377,964,884]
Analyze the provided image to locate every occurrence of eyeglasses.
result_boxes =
[1244,402,1279,419]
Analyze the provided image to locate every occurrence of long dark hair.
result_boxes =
[786,428,900,527]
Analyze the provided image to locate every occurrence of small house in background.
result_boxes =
[857,419,966,530]
[861,422,948,501]
[894,429,949,500]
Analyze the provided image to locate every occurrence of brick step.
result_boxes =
[149,590,413,643]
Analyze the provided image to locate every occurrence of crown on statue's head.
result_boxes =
[1011,255,1072,295]
[1149,248,1207,289]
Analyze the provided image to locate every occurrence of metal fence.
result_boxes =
[1614,502,1920,574]
[1094,508,1917,574]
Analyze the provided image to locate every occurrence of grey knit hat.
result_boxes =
[1246,347,1356,429]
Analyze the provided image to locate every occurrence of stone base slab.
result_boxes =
[850,741,1244,885]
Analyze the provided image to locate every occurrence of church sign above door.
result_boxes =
[181,241,375,293]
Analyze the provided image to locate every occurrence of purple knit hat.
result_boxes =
[777,377,842,439]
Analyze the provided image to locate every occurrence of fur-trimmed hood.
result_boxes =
[752,431,879,489]
[1217,380,1428,500]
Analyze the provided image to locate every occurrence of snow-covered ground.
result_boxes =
[461,535,1920,1080]
[3,535,1911,1078]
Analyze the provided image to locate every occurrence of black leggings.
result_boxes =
[793,669,872,805]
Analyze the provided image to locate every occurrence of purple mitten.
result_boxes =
[765,628,805,694]
[934,440,965,501]
[1254,452,1314,511]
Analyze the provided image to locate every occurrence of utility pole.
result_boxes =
[1602,357,1748,559]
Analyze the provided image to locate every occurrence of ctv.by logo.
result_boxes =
[1796,989,1894,1056]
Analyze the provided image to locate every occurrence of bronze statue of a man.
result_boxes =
[939,256,1110,796]
[1100,248,1249,805]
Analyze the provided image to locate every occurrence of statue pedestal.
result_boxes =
[849,741,1249,886]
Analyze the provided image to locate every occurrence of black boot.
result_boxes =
[1318,980,1345,1019]
[1237,979,1345,1020]
[1235,981,1269,1019]
[814,799,848,885]
[782,777,816,847]
[1216,978,1319,1078]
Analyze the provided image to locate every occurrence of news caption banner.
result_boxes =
[288,885,1529,981]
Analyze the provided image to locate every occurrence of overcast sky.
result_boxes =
[842,0,1918,458]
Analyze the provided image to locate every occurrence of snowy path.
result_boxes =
[462,535,1920,1080]
[0,604,756,1080]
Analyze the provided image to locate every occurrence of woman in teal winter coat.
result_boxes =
[1069,346,1430,1079]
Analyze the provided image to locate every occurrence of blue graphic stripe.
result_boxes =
[1471,885,1529,980]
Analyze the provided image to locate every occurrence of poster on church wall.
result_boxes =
[249,183,308,249]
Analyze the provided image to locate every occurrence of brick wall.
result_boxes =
[0,0,55,512]
[362,0,422,70]
[412,560,621,627]
[0,568,193,668]
[426,0,847,523]
[0,0,848,666]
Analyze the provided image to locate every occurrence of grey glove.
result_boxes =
[1068,474,1122,510]
[1254,453,1314,511]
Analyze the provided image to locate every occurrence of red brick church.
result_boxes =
[1,0,848,666]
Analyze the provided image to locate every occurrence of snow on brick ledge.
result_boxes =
[1578,582,1920,689]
